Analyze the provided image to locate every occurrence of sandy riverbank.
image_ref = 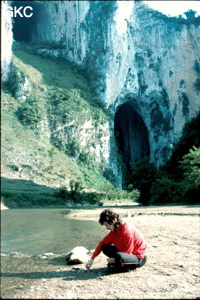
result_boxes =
[1,205,200,299]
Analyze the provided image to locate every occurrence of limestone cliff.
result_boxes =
[2,0,200,184]
[1,1,12,81]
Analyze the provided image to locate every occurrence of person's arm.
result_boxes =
[85,231,114,269]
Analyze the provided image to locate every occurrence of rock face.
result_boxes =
[1,1,13,82]
[2,1,200,183]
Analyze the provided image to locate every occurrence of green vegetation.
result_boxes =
[55,180,140,205]
[1,44,138,208]
[1,42,199,208]
[127,157,160,206]
[127,112,200,206]
[16,95,46,128]
[180,146,200,189]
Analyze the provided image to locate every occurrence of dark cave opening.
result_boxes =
[114,101,150,178]
[11,1,44,42]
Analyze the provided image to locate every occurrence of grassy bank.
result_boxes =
[1,45,140,208]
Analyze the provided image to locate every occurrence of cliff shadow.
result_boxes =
[1,176,101,208]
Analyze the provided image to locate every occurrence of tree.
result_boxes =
[69,180,83,202]
[184,10,197,20]
[180,146,200,188]
[128,157,159,206]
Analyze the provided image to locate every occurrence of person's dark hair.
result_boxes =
[99,209,122,230]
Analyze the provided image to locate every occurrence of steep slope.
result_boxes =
[1,46,118,207]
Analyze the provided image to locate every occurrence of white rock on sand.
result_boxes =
[1,202,8,210]
[66,246,91,265]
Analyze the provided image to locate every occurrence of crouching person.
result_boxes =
[85,208,147,272]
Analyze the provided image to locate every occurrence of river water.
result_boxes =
[1,208,105,298]
[1,208,105,256]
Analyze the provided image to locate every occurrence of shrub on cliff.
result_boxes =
[16,96,46,129]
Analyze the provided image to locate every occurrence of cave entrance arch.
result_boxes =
[11,1,45,42]
[114,101,150,181]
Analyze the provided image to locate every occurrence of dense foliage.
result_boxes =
[127,112,200,205]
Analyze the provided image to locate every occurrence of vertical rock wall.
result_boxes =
[1,1,13,82]
[2,0,200,183]
[25,1,200,167]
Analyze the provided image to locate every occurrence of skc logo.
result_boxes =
[5,6,33,18]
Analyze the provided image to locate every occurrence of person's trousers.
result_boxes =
[102,244,147,269]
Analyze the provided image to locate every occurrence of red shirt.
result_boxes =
[91,222,147,259]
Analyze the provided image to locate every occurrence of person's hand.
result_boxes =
[85,259,94,270]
